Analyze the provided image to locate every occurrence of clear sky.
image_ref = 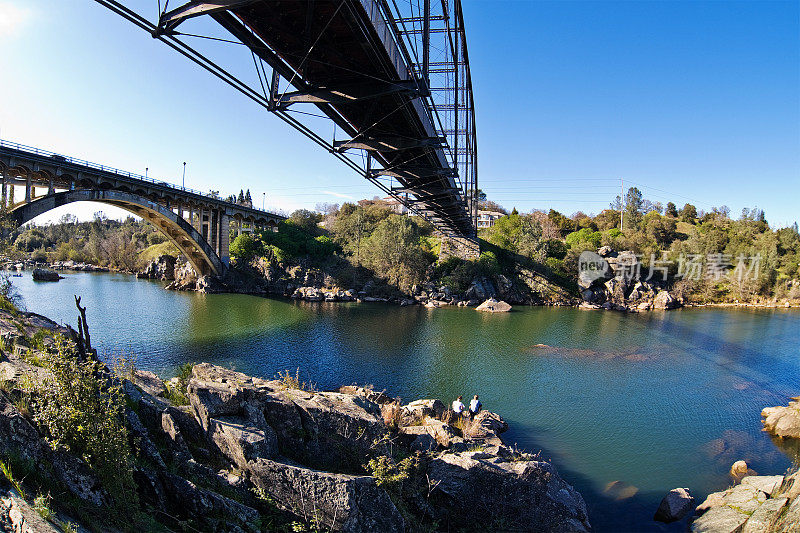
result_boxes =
[0,0,797,226]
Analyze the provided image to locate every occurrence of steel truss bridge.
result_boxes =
[95,0,479,243]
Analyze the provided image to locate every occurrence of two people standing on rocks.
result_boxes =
[452,394,482,419]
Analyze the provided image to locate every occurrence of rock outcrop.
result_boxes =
[31,269,61,282]
[137,254,177,281]
[761,398,800,439]
[475,298,512,313]
[578,247,681,312]
[691,469,800,533]
[0,308,590,532]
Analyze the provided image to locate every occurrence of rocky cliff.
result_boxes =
[0,309,589,532]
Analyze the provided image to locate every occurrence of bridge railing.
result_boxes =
[0,139,282,217]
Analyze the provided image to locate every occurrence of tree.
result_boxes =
[624,187,644,229]
[288,209,322,233]
[511,207,519,216]
[680,203,697,223]
[245,189,252,206]
[237,190,245,204]
[229,233,262,263]
[362,215,429,290]
[665,202,678,218]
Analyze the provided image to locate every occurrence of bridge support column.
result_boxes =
[1,170,6,208]
[220,213,230,266]
[48,176,54,195]
[210,209,219,257]
[25,173,31,203]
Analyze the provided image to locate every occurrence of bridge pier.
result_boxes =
[24,173,31,203]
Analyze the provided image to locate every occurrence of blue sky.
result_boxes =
[0,0,797,226]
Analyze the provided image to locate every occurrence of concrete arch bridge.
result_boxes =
[0,141,285,276]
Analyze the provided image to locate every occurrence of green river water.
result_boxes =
[13,271,800,531]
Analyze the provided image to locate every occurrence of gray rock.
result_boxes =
[723,484,767,515]
[654,290,679,310]
[741,497,789,533]
[403,399,445,420]
[428,452,590,532]
[774,494,800,531]
[410,433,438,452]
[691,505,750,533]
[741,475,784,497]
[32,268,61,282]
[137,255,176,281]
[475,298,512,313]
[0,493,61,532]
[761,399,800,439]
[207,414,278,469]
[248,458,403,532]
[654,487,694,523]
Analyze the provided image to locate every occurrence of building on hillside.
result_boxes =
[382,196,409,215]
[477,210,505,229]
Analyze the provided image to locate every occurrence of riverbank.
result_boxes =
[0,305,590,532]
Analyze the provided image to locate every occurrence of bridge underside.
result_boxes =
[98,0,478,240]
[11,190,225,276]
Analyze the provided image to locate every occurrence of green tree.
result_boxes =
[363,215,429,291]
[680,203,698,223]
[229,233,262,262]
[665,202,678,218]
[624,187,644,229]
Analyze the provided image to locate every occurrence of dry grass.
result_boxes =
[276,368,315,392]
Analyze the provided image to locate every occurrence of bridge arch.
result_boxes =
[10,189,224,276]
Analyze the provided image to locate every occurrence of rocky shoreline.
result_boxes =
[0,307,589,532]
[654,397,800,532]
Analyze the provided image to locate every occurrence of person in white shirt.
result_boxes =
[469,395,482,418]
[452,395,465,415]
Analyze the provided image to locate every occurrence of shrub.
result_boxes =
[32,338,138,514]
[230,233,262,263]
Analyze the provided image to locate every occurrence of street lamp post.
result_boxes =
[262,192,265,210]
[182,162,186,189]
[145,167,148,179]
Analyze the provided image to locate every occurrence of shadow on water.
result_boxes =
[506,419,692,532]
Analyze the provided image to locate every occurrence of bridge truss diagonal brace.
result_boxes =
[154,0,261,35]
[277,80,428,108]
[334,136,446,153]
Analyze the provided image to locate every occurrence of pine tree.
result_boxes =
[245,189,252,206]
[237,190,245,204]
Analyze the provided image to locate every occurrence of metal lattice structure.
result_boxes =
[95,0,478,240]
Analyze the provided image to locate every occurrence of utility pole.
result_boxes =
[182,162,186,189]
[620,177,624,231]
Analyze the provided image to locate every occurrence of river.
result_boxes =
[12,270,800,531]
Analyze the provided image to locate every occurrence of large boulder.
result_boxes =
[653,290,679,310]
[32,268,61,282]
[428,452,590,532]
[248,459,403,532]
[654,487,694,523]
[475,299,512,313]
[188,363,388,473]
[761,399,800,439]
